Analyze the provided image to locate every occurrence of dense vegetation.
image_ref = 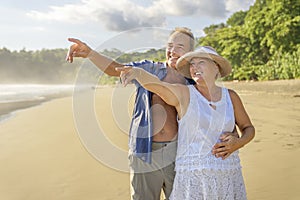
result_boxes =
[0,47,164,84]
[0,0,299,84]
[199,0,300,81]
[97,48,165,85]
[0,48,80,84]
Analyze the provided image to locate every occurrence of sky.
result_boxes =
[0,0,255,51]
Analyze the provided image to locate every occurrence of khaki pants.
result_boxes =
[129,140,177,200]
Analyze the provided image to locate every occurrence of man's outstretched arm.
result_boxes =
[66,38,122,77]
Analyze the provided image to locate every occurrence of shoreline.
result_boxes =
[0,99,48,125]
[0,89,74,123]
[223,79,300,95]
[2,79,299,123]
[0,99,47,115]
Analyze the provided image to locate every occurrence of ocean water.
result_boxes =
[0,84,75,123]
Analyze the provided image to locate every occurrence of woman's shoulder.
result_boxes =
[227,88,238,98]
[227,88,243,106]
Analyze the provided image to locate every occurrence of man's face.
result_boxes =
[166,32,192,69]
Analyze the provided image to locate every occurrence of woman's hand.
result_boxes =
[212,132,242,160]
[116,66,140,86]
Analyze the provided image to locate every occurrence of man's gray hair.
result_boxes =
[169,27,195,51]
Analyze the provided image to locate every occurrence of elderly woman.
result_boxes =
[117,46,255,199]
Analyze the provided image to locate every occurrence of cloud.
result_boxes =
[26,3,94,24]
[152,0,228,17]
[27,0,254,31]
[92,0,166,31]
[225,0,255,12]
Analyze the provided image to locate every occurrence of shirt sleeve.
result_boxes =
[126,60,166,86]
[126,60,155,73]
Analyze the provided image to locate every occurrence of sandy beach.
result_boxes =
[0,80,299,200]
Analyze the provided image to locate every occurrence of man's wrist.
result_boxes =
[87,49,97,59]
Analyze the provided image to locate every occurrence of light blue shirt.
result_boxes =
[127,60,167,163]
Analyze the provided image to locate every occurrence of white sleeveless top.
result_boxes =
[175,85,241,171]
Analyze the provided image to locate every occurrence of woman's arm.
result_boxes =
[230,89,255,146]
[116,66,188,116]
[212,89,255,159]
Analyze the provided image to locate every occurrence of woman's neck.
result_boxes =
[194,82,221,102]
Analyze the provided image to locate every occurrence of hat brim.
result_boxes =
[176,52,232,79]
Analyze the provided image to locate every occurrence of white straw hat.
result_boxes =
[176,46,232,78]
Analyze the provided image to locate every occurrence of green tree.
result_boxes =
[227,11,248,27]
[199,23,226,49]
[261,0,300,54]
[198,0,300,80]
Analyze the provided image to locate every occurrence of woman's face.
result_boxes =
[189,57,219,83]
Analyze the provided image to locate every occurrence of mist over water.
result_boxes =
[0,84,75,123]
